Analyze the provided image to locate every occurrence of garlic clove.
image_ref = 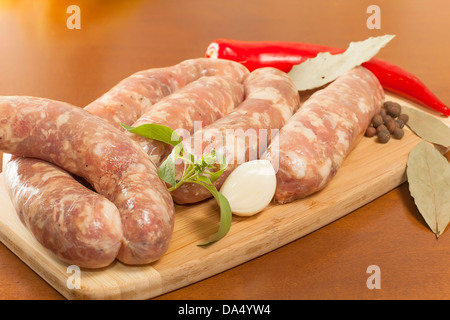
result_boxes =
[220,159,276,216]
[2,152,12,172]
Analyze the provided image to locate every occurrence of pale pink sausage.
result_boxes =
[130,75,246,166]
[170,67,300,204]
[1,58,249,267]
[263,67,384,204]
[0,96,175,265]
[85,58,249,127]
[3,157,123,268]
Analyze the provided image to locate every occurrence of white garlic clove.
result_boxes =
[2,152,12,172]
[220,159,276,216]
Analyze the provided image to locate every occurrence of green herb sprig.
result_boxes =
[122,123,232,246]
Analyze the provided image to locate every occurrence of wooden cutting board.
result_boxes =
[0,93,447,300]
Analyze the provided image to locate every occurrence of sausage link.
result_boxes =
[130,75,246,166]
[0,96,175,265]
[170,67,300,204]
[264,66,384,203]
[3,157,123,268]
[1,58,248,266]
[85,58,249,127]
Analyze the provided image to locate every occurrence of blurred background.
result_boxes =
[0,0,448,107]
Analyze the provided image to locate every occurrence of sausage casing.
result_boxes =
[0,96,175,265]
[3,157,123,268]
[1,58,249,266]
[170,67,300,204]
[85,58,249,127]
[264,66,384,203]
[130,75,246,166]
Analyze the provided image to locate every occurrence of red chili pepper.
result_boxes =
[206,39,450,117]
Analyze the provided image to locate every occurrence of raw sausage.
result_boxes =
[0,96,174,265]
[85,58,249,127]
[3,157,123,268]
[170,67,300,204]
[130,75,245,166]
[1,58,248,266]
[1,97,174,265]
[263,66,384,203]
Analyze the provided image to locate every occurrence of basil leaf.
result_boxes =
[207,152,228,182]
[159,143,185,187]
[201,152,217,167]
[158,149,177,187]
[123,122,233,246]
[207,166,226,182]
[121,123,182,146]
[194,178,232,246]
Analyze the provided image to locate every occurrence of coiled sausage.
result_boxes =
[2,58,249,266]
[3,157,123,268]
[0,96,174,265]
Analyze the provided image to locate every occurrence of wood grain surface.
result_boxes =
[0,0,450,300]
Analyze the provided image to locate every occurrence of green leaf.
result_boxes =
[123,122,233,245]
[158,149,177,187]
[121,123,182,146]
[194,174,214,189]
[160,143,186,188]
[200,151,217,167]
[207,152,228,182]
[193,177,233,246]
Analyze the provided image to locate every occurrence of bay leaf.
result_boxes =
[289,34,394,90]
[406,141,450,238]
[401,105,450,148]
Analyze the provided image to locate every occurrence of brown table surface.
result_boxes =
[1,0,450,300]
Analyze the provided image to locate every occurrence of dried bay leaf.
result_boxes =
[289,35,394,90]
[407,141,450,238]
[401,105,450,148]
